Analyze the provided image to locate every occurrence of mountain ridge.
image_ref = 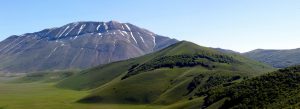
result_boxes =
[0,21,178,73]
[244,48,300,68]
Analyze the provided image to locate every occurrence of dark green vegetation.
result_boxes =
[203,65,300,109]
[57,41,274,108]
[122,53,238,79]
[244,48,300,68]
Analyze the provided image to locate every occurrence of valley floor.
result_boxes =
[0,81,163,109]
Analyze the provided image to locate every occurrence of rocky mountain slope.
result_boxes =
[0,21,177,73]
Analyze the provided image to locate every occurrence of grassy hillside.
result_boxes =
[203,65,300,109]
[58,41,273,90]
[57,41,274,107]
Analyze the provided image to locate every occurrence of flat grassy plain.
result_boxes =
[0,78,163,109]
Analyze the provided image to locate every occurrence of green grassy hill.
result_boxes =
[57,41,274,107]
[203,65,300,109]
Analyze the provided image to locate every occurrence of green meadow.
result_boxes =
[0,80,163,109]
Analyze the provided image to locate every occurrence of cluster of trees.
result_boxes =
[188,74,241,96]
[193,53,237,64]
[122,54,237,79]
[202,65,300,108]
[187,74,205,94]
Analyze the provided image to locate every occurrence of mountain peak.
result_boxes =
[0,21,178,73]
[13,20,155,41]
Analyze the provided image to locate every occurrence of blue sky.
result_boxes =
[0,0,299,52]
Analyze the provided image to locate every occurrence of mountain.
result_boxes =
[57,41,274,108]
[203,65,300,109]
[244,48,300,68]
[0,21,178,73]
